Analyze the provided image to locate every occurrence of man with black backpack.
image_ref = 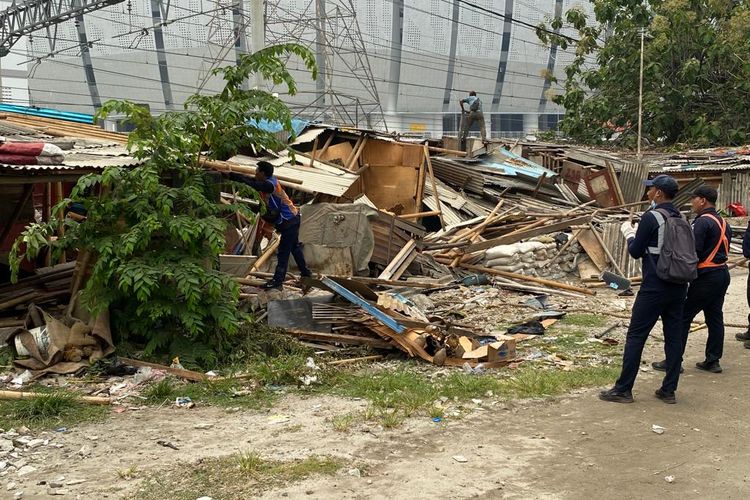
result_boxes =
[459,91,488,151]
[600,175,696,405]
[651,186,731,374]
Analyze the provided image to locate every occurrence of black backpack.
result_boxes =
[647,208,698,284]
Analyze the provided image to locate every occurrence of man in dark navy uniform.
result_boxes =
[652,186,731,373]
[600,175,688,404]
[737,222,750,346]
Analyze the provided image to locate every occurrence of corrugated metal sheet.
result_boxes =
[601,222,642,278]
[423,195,463,226]
[291,127,326,145]
[230,154,359,197]
[0,103,94,124]
[619,161,649,203]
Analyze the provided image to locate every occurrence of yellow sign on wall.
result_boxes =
[408,123,427,133]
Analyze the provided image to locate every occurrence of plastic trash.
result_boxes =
[175,397,195,409]
[461,274,490,286]
[11,370,33,386]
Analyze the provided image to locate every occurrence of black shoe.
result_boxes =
[300,271,312,278]
[736,331,750,341]
[745,340,750,350]
[651,360,684,373]
[654,388,676,404]
[260,280,283,290]
[598,387,634,404]
[696,360,722,373]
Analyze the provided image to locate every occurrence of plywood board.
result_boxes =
[361,140,404,166]
[401,144,424,168]
[362,165,418,213]
[319,141,353,165]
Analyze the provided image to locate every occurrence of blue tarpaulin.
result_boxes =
[247,118,309,138]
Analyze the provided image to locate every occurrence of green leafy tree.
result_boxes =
[10,45,316,366]
[538,0,750,147]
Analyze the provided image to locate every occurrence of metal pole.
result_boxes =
[250,0,265,88]
[637,28,645,161]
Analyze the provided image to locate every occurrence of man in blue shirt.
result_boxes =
[652,186,731,373]
[600,175,688,404]
[228,161,312,289]
[459,91,488,151]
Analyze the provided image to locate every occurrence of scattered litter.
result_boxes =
[194,423,214,430]
[196,497,213,500]
[664,475,675,483]
[54,428,67,433]
[170,357,185,370]
[267,415,291,425]
[471,399,483,405]
[64,479,86,486]
[156,440,179,450]
[347,468,361,477]
[432,417,443,423]
[651,425,666,435]
[452,455,468,463]
[205,371,219,377]
[175,397,195,409]
[10,371,32,386]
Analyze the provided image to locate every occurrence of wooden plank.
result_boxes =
[575,228,607,271]
[0,390,110,405]
[588,223,625,276]
[465,215,593,253]
[379,239,417,281]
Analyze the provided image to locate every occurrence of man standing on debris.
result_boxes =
[228,161,312,290]
[600,175,689,404]
[459,91,488,150]
[651,186,731,373]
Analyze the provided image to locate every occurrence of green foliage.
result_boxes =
[9,44,316,367]
[537,0,750,147]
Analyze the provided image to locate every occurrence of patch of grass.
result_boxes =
[143,379,176,405]
[117,465,140,480]
[0,390,108,431]
[332,413,356,432]
[562,313,608,328]
[323,364,620,428]
[133,453,343,500]
[180,379,277,410]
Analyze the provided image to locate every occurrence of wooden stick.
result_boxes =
[423,145,445,229]
[251,238,280,272]
[327,355,384,366]
[318,131,336,158]
[396,210,441,220]
[118,357,207,382]
[344,135,364,169]
[427,145,468,157]
[460,264,596,296]
[0,390,110,405]
[415,151,426,209]
[346,136,368,171]
[309,136,319,168]
[0,292,38,311]
[531,172,548,198]
[202,158,303,185]
[66,250,92,317]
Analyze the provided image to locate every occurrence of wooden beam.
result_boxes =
[465,214,593,253]
[0,390,110,405]
[396,210,441,220]
[346,136,368,171]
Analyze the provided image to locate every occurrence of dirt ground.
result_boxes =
[5,270,750,499]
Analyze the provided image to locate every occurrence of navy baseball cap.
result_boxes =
[691,185,718,203]
[643,175,679,197]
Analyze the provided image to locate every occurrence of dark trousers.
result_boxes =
[272,216,310,283]
[615,286,687,394]
[681,268,730,362]
[747,269,750,328]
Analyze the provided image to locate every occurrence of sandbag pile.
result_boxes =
[482,236,584,279]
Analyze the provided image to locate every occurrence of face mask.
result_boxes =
[649,201,656,210]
